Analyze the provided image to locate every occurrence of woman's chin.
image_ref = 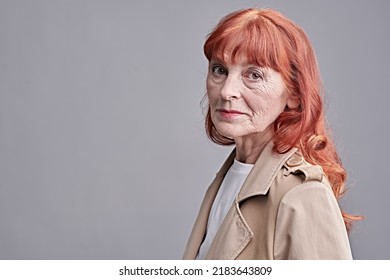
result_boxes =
[214,126,244,140]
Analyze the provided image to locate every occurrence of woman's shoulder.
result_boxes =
[278,151,338,211]
[274,150,336,206]
[274,155,351,259]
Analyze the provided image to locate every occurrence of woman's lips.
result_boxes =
[217,109,245,118]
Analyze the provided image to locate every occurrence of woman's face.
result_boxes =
[207,57,289,141]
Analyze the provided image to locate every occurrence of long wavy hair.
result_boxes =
[203,8,361,230]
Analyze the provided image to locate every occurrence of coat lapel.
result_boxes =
[205,198,253,259]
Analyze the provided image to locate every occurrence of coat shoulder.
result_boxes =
[283,151,324,183]
[271,150,326,203]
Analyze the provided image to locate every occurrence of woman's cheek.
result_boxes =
[206,82,220,105]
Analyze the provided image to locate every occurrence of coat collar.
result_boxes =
[238,141,297,201]
[216,140,297,202]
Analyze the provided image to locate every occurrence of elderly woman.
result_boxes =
[183,8,359,260]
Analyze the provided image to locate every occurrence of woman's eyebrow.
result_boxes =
[209,58,226,65]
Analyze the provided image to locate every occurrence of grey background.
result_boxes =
[0,0,388,259]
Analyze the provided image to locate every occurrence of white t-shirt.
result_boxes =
[196,159,254,259]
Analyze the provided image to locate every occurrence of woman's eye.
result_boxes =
[211,65,227,76]
[246,70,263,81]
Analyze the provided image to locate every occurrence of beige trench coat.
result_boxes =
[183,141,352,260]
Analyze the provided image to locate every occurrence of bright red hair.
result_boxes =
[203,8,361,230]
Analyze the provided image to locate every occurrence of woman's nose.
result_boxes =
[220,75,242,100]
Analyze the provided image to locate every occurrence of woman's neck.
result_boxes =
[234,129,274,164]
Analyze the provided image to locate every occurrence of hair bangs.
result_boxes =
[204,16,290,73]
